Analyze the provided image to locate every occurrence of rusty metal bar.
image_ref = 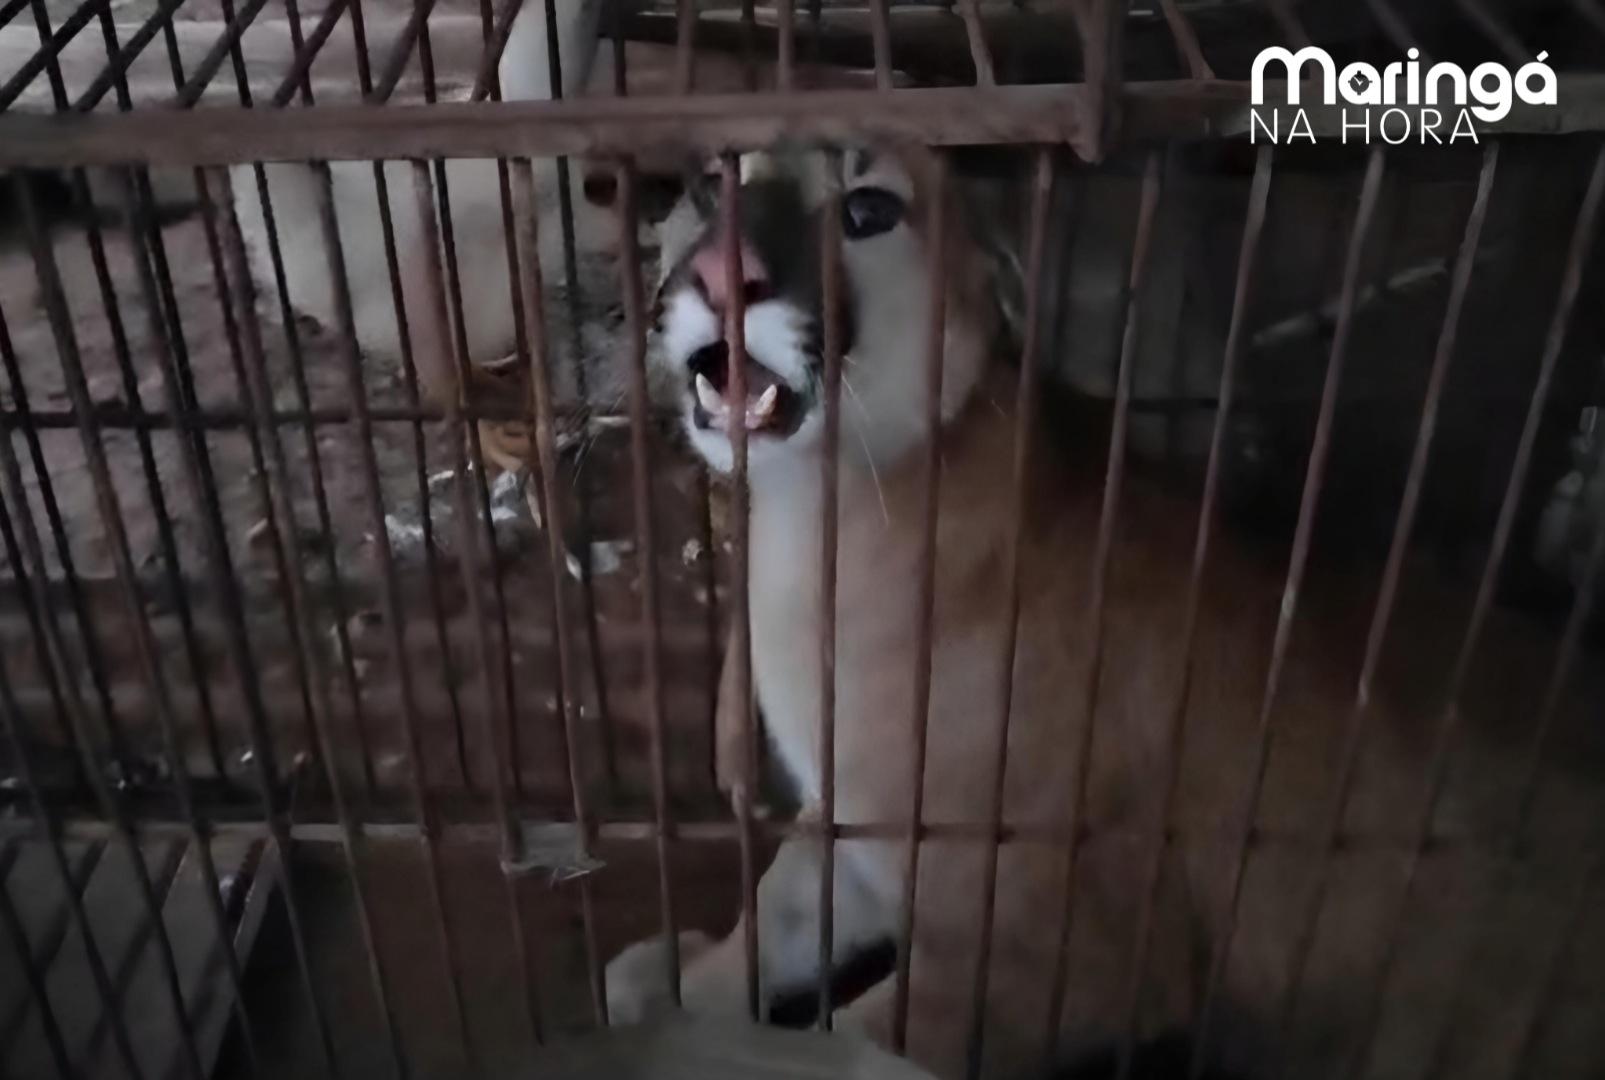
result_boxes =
[1157,0,1212,80]
[171,0,273,107]
[891,152,950,1054]
[1401,141,1605,1080]
[80,839,188,1066]
[112,164,342,1079]
[1113,142,1274,1080]
[3,11,142,793]
[71,0,187,111]
[0,0,106,111]
[417,14,531,805]
[0,662,145,1080]
[9,177,211,1080]
[41,147,266,1080]
[0,847,74,1080]
[963,148,1054,1080]
[1273,142,1500,1075]
[0,440,80,779]
[538,0,620,808]
[284,159,476,1072]
[716,152,762,1023]
[102,162,338,1078]
[675,0,695,92]
[339,0,474,790]
[12,810,1592,854]
[0,83,1098,167]
[1187,144,1389,1078]
[0,840,104,1051]
[409,157,550,1031]
[814,151,844,1030]
[370,0,438,102]
[1078,0,1123,160]
[868,0,893,88]
[776,0,794,89]
[955,0,994,86]
[470,0,526,100]
[612,157,682,1006]
[1039,146,1162,1070]
[1454,0,1532,64]
[267,0,352,105]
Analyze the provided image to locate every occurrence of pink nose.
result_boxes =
[690,237,769,311]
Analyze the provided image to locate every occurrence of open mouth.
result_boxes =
[687,342,808,439]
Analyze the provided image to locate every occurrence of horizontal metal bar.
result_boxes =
[6,75,1604,169]
[2,813,1592,858]
[0,402,617,430]
[0,82,1091,166]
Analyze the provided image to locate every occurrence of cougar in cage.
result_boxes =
[599,142,1605,1080]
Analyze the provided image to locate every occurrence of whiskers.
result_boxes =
[840,373,890,527]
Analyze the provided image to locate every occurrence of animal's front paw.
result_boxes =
[606,930,713,1025]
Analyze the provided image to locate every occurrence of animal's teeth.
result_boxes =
[752,385,779,418]
[695,373,725,416]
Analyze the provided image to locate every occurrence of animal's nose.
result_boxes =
[690,235,770,311]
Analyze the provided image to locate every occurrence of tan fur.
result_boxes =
[609,147,1605,1080]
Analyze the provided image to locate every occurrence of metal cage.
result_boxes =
[0,1,1603,1078]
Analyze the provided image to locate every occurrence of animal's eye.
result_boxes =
[842,187,905,240]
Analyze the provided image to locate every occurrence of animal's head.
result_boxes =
[651,146,1017,475]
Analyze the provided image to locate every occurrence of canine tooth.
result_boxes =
[752,385,779,419]
[695,373,725,416]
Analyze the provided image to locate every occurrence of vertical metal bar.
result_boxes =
[1078,0,1124,160]
[31,109,268,1080]
[890,154,950,1054]
[674,0,695,93]
[956,0,995,86]
[69,0,185,111]
[0,0,106,110]
[417,14,531,804]
[1113,144,1274,1080]
[868,0,893,89]
[612,158,681,1006]
[342,0,475,791]
[0,840,104,1051]
[538,0,619,807]
[203,167,409,1080]
[470,0,527,102]
[776,0,795,91]
[1039,147,1162,1070]
[12,1,139,790]
[814,150,845,1030]
[1157,0,1212,80]
[267,0,352,106]
[1404,142,1605,1080]
[0,653,144,1080]
[0,854,74,1080]
[1187,145,1389,1079]
[1272,142,1499,1074]
[0,425,78,779]
[13,177,239,1080]
[716,153,762,1023]
[740,0,757,91]
[274,161,477,1073]
[206,0,383,799]
[963,149,1054,1080]
[170,0,272,107]
[113,169,342,1080]
[409,158,550,1036]
[1503,847,1601,1080]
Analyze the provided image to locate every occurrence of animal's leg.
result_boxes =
[607,836,895,1023]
